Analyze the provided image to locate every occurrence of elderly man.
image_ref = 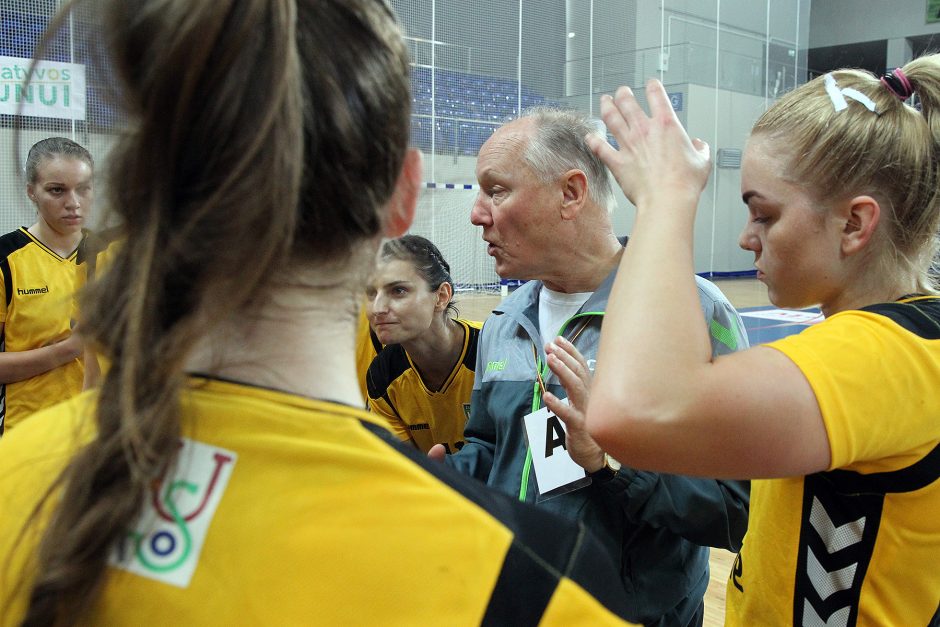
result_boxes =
[433,107,750,627]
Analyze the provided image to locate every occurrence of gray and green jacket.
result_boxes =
[446,250,750,627]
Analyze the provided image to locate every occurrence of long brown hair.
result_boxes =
[15,0,411,624]
[752,56,940,293]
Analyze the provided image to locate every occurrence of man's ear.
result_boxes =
[383,148,421,238]
[840,195,881,257]
[559,169,588,220]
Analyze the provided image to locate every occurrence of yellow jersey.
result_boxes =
[367,318,481,453]
[726,297,940,625]
[0,228,84,432]
[0,376,638,625]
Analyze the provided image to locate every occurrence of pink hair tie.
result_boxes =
[881,68,914,101]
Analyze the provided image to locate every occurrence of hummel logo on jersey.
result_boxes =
[485,359,506,373]
[17,285,49,295]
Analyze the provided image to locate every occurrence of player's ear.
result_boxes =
[383,148,421,238]
[434,281,453,313]
[839,194,880,257]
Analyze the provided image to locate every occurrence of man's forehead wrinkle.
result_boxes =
[501,128,531,150]
[480,129,532,177]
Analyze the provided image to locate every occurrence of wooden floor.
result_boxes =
[459,277,769,626]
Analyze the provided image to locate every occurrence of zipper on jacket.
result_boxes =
[518,311,603,502]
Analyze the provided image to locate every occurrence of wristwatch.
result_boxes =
[588,453,622,484]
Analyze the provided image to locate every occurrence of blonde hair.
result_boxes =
[753,55,940,293]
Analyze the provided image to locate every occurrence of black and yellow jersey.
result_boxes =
[367,318,481,453]
[0,227,84,432]
[726,296,940,625]
[0,377,637,625]
[355,306,382,404]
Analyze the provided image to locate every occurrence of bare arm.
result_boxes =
[82,344,101,390]
[580,81,830,478]
[0,322,84,385]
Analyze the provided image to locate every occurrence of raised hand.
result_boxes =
[543,337,605,473]
[586,80,711,213]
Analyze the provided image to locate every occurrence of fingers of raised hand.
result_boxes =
[612,85,648,130]
[546,344,591,410]
[596,87,647,152]
[543,390,582,428]
[644,78,678,123]
[545,351,578,395]
[585,132,619,171]
[548,337,592,382]
[598,91,630,141]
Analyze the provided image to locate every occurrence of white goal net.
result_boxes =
[407,185,500,296]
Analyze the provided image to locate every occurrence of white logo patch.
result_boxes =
[109,438,237,588]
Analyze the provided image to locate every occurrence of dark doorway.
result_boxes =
[808,39,887,80]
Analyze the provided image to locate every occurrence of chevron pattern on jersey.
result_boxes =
[794,474,884,626]
[803,602,851,627]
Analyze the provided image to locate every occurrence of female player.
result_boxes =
[0,137,93,433]
[0,1,636,625]
[546,62,940,623]
[365,235,481,453]
[354,303,382,403]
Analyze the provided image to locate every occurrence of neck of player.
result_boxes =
[184,277,366,408]
[30,221,83,258]
[403,315,465,392]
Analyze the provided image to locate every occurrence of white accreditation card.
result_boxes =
[522,399,590,500]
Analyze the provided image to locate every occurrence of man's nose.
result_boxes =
[470,193,491,227]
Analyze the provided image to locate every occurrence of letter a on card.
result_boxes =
[523,399,590,500]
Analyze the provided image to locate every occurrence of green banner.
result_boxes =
[928,0,940,23]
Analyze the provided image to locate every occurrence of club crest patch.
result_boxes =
[110,438,237,588]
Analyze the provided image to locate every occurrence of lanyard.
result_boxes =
[518,314,597,502]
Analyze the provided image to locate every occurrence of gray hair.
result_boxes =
[519,106,614,211]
